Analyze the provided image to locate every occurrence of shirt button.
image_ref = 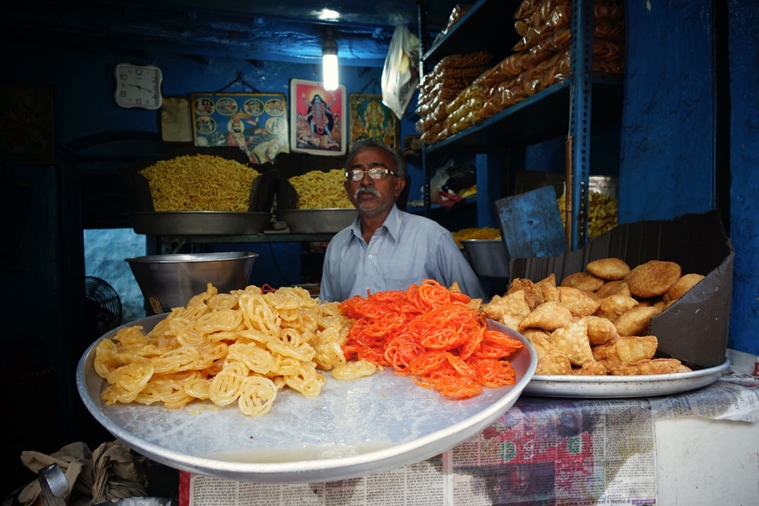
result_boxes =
[368,254,373,259]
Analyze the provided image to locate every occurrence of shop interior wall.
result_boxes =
[3,0,759,495]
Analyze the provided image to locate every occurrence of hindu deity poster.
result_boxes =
[190,92,289,164]
[349,94,399,151]
[289,79,346,156]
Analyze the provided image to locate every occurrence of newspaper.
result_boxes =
[179,351,759,506]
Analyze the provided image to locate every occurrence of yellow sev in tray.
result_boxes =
[452,227,501,247]
[140,154,261,211]
[288,169,353,209]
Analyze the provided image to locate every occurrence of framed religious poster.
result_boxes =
[348,94,399,150]
[190,92,289,164]
[289,79,346,156]
[0,83,55,165]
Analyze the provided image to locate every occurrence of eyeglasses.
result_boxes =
[345,167,396,182]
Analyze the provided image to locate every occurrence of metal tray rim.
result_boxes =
[524,359,730,398]
[76,317,537,483]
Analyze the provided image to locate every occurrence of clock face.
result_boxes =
[114,63,163,109]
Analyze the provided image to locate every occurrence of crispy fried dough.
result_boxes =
[592,335,658,370]
[481,290,532,331]
[550,320,594,366]
[586,257,631,280]
[614,305,660,336]
[578,315,618,346]
[535,273,560,302]
[595,280,632,299]
[558,286,601,317]
[573,360,608,376]
[524,330,573,375]
[521,328,552,342]
[609,358,684,376]
[664,273,706,303]
[598,294,639,322]
[624,260,682,298]
[507,278,544,310]
[518,300,574,332]
[560,271,605,292]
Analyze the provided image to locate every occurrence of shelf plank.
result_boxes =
[422,0,524,64]
[425,75,623,154]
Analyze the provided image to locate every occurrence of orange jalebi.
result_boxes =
[340,279,523,399]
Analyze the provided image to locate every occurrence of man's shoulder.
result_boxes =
[397,209,451,235]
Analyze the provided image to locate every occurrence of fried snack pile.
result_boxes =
[94,284,358,417]
[139,154,261,211]
[452,227,502,247]
[418,0,625,144]
[482,258,705,376]
[340,279,523,399]
[288,169,354,209]
[557,190,618,239]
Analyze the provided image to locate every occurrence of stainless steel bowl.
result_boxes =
[276,209,357,233]
[461,239,510,279]
[127,211,272,236]
[126,252,258,314]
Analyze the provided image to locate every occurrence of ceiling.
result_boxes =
[1,0,461,66]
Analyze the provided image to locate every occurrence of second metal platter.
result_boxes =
[523,359,730,399]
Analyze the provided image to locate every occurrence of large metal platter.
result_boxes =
[276,208,357,234]
[77,318,536,483]
[524,359,730,399]
[128,211,272,235]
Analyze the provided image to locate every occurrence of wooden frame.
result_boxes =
[0,83,55,165]
[190,92,289,164]
[348,93,399,150]
[289,79,346,156]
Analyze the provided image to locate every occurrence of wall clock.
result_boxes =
[114,63,163,109]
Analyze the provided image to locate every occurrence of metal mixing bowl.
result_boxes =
[461,239,510,279]
[276,208,357,233]
[126,252,258,314]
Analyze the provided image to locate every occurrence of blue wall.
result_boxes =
[616,1,759,355]
[726,2,759,355]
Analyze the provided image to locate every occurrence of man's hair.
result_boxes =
[346,138,407,178]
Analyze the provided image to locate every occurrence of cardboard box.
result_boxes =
[509,210,733,368]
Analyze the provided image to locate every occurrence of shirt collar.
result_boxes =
[348,203,403,242]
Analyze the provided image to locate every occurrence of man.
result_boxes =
[319,138,487,302]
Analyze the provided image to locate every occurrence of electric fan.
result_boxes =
[84,276,122,339]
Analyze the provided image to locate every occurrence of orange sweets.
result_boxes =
[340,280,523,399]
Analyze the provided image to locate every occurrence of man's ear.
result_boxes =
[394,175,406,198]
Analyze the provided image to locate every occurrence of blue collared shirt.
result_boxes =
[320,205,487,302]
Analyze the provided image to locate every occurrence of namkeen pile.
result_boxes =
[482,257,705,376]
[94,284,362,417]
[139,154,260,211]
[557,190,618,239]
[452,227,501,248]
[340,279,523,399]
[288,168,353,209]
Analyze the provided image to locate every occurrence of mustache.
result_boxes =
[353,187,380,199]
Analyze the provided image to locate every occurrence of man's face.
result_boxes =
[344,147,405,219]
[231,120,243,133]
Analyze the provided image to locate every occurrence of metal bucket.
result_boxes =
[461,239,510,279]
[126,252,258,314]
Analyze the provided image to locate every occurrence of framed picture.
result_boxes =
[289,79,346,156]
[0,83,55,165]
[160,96,193,143]
[190,92,289,164]
[349,94,399,150]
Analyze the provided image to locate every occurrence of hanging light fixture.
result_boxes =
[322,29,339,91]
